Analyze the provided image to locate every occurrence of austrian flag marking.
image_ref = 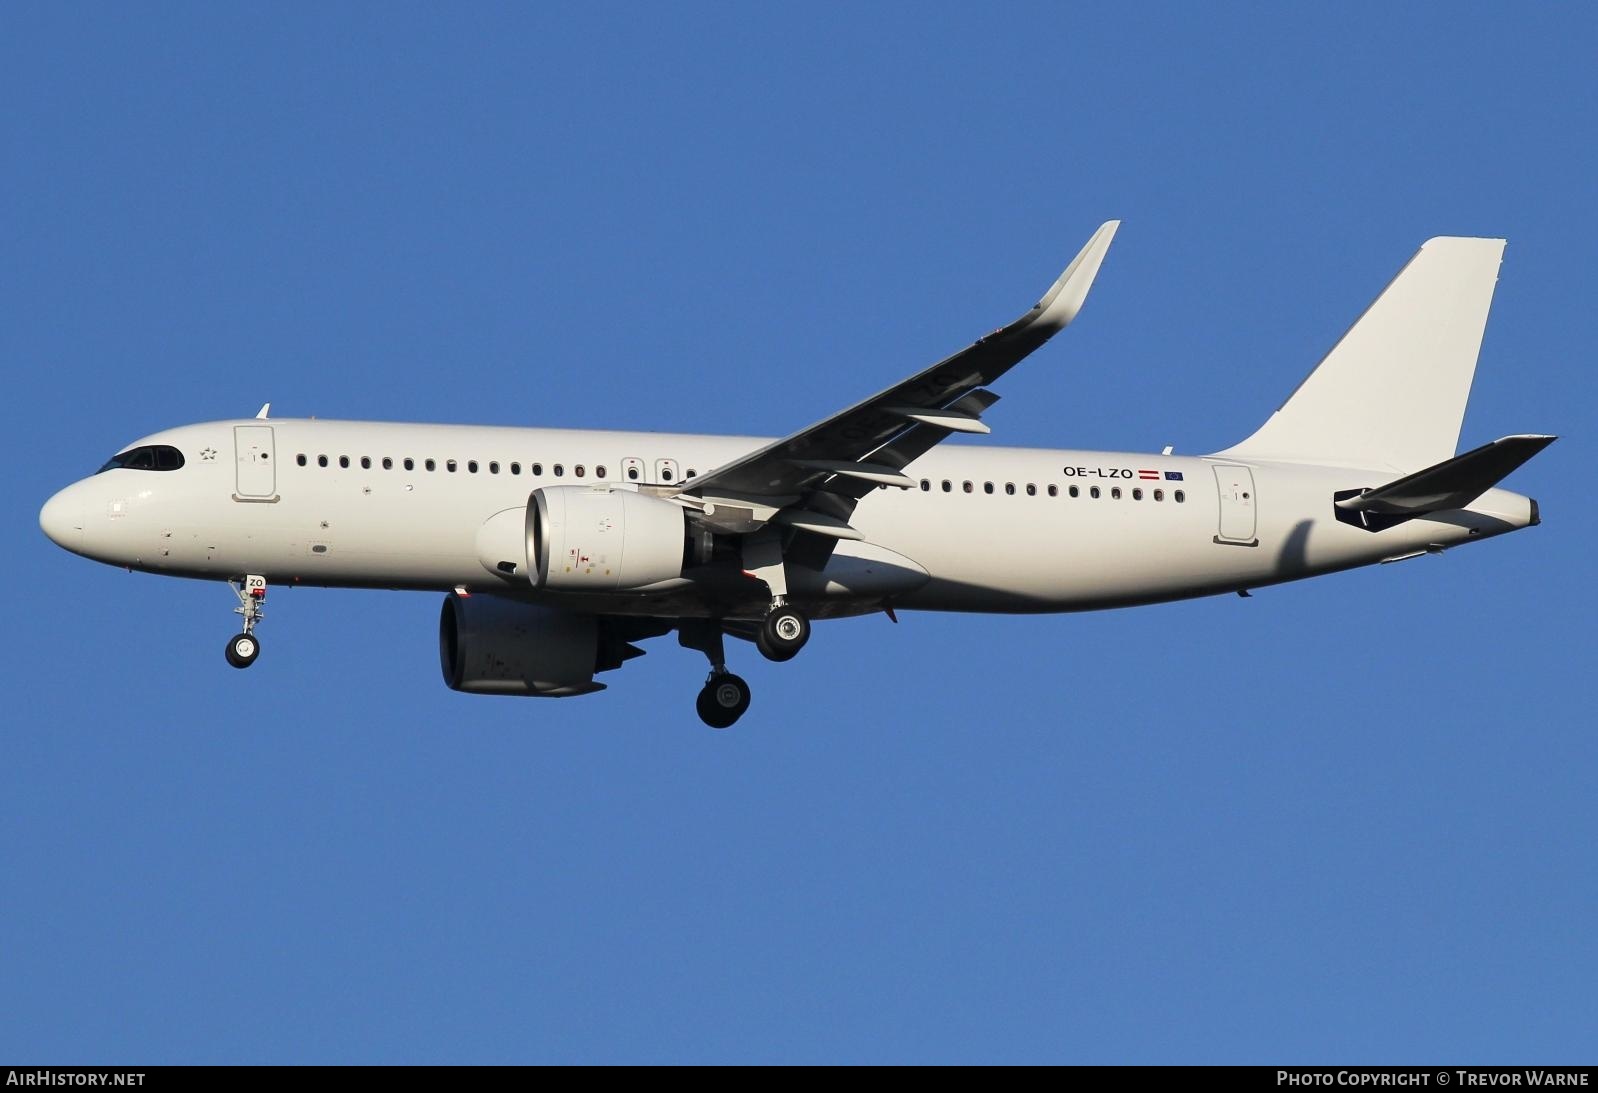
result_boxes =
[1138,469,1160,480]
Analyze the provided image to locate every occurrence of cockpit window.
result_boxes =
[97,445,185,473]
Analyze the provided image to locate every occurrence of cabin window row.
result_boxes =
[917,478,1185,503]
[294,454,698,481]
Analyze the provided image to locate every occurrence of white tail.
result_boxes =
[1219,236,1506,473]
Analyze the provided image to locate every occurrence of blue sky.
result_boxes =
[3,4,1593,1064]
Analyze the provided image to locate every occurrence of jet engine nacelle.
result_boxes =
[527,486,696,592]
[438,592,604,697]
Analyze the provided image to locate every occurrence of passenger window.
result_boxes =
[1111,487,1122,499]
[1069,485,1080,498]
[963,481,973,493]
[553,464,564,477]
[404,458,415,471]
[446,459,457,473]
[661,468,673,482]
[920,479,930,491]
[489,461,499,474]
[983,482,994,494]
[684,469,694,478]
[627,467,639,480]
[1047,484,1057,497]
[382,457,393,470]
[1132,488,1142,501]
[468,460,479,473]
[318,455,328,468]
[1090,486,1100,499]
[942,480,952,492]
[532,463,543,476]
[1025,483,1036,496]
[425,459,436,472]
[339,456,350,469]
[1005,483,1016,495]
[575,465,585,478]
[510,462,521,475]
[597,466,608,479]
[1175,490,1186,503]
[360,456,371,469]
[296,454,307,466]
[1154,489,1163,501]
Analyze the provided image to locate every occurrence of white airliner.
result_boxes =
[40,224,1552,726]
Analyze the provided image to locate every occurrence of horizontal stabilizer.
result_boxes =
[1335,434,1555,516]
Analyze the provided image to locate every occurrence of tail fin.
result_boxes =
[1219,236,1506,472]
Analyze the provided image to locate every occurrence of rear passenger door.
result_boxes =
[1212,464,1257,545]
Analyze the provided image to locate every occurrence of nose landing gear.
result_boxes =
[225,631,260,669]
[226,575,267,669]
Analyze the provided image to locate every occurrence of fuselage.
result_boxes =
[39,418,1538,620]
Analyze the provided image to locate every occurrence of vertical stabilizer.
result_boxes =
[1219,236,1506,473]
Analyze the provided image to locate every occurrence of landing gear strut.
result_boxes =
[756,602,810,662]
[226,575,266,669]
[679,620,751,729]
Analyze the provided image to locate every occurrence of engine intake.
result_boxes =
[527,486,699,592]
[439,593,603,697]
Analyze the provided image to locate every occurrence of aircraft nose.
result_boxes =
[40,485,84,552]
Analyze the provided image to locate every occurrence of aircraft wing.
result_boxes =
[681,221,1120,515]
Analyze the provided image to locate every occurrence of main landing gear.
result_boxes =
[695,672,752,730]
[679,621,753,729]
[678,606,812,728]
[225,575,267,669]
[756,602,810,662]
[740,531,811,663]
